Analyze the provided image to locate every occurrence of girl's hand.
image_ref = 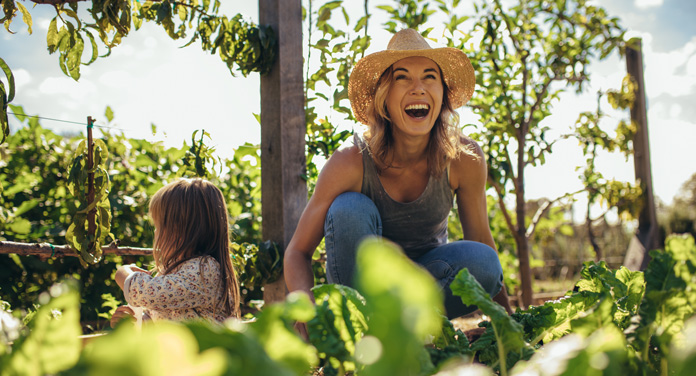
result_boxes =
[126,264,150,274]
[110,305,135,328]
[114,264,152,289]
[293,321,309,342]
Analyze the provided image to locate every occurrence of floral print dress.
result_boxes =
[123,256,230,323]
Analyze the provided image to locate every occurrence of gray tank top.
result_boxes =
[355,135,454,259]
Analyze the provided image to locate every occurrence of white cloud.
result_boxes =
[38,76,97,101]
[144,36,158,49]
[98,70,134,89]
[642,35,696,98]
[634,0,664,9]
[37,17,52,32]
[11,68,32,90]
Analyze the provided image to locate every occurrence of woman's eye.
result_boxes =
[425,74,437,80]
[395,74,407,80]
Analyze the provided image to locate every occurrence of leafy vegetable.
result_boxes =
[451,268,531,374]
[354,238,442,376]
[308,284,369,373]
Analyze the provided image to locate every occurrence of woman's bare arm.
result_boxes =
[284,145,363,299]
[450,138,513,314]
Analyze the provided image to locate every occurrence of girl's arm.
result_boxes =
[284,145,363,299]
[124,258,221,311]
[451,138,513,314]
[115,264,149,290]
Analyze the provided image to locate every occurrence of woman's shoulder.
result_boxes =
[453,134,485,166]
[449,135,487,190]
[314,138,364,198]
[322,140,363,178]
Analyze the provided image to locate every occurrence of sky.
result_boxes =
[1,0,695,212]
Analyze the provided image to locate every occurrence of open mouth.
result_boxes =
[404,103,430,119]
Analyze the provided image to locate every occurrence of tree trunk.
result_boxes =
[516,134,533,308]
[624,37,659,271]
[586,200,602,261]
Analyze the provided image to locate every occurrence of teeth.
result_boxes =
[405,104,430,111]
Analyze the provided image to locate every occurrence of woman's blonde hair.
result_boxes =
[364,65,475,175]
[149,178,240,318]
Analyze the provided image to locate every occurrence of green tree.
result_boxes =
[437,0,627,306]
[0,0,277,146]
[375,0,634,307]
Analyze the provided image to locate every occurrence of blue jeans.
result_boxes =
[324,192,504,319]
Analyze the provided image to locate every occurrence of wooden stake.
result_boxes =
[87,116,96,240]
[259,0,306,304]
[624,38,659,270]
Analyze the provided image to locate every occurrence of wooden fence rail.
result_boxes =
[0,241,152,257]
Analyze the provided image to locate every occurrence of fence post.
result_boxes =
[259,0,306,304]
[87,116,96,244]
[624,38,659,270]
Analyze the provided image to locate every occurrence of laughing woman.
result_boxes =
[284,29,512,335]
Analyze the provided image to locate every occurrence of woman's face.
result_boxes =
[385,56,444,139]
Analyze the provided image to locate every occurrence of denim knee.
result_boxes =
[325,192,380,228]
[324,192,382,286]
[416,241,504,318]
[441,242,503,298]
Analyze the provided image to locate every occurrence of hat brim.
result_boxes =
[348,47,475,125]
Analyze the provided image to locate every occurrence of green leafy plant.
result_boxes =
[1,235,695,376]
[65,133,113,265]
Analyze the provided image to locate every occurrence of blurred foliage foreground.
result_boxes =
[0,234,695,376]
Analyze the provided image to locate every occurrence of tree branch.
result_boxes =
[523,77,553,130]
[524,136,564,167]
[503,143,519,193]
[0,241,152,257]
[29,0,89,4]
[525,188,584,240]
[482,14,517,130]
[488,176,518,239]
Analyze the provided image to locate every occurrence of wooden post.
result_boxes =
[624,38,659,271]
[87,116,96,239]
[259,0,306,304]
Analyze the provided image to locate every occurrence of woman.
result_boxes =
[284,29,512,332]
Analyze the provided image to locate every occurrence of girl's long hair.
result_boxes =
[364,65,476,176]
[149,178,240,318]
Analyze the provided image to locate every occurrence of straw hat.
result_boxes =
[348,28,475,125]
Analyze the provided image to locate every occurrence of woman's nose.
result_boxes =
[410,79,426,95]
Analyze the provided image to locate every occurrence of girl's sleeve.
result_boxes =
[123,259,221,311]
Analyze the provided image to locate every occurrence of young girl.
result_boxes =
[111,178,240,326]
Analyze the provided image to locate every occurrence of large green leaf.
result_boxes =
[354,238,442,376]
[186,321,295,376]
[627,234,696,372]
[71,321,225,376]
[451,268,531,374]
[308,284,369,372]
[248,294,318,375]
[510,326,630,376]
[0,280,81,375]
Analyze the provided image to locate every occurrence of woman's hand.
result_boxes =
[110,305,135,328]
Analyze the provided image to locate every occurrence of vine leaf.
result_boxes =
[66,138,113,265]
[0,57,14,144]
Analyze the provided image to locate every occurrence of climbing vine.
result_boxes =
[65,124,113,265]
